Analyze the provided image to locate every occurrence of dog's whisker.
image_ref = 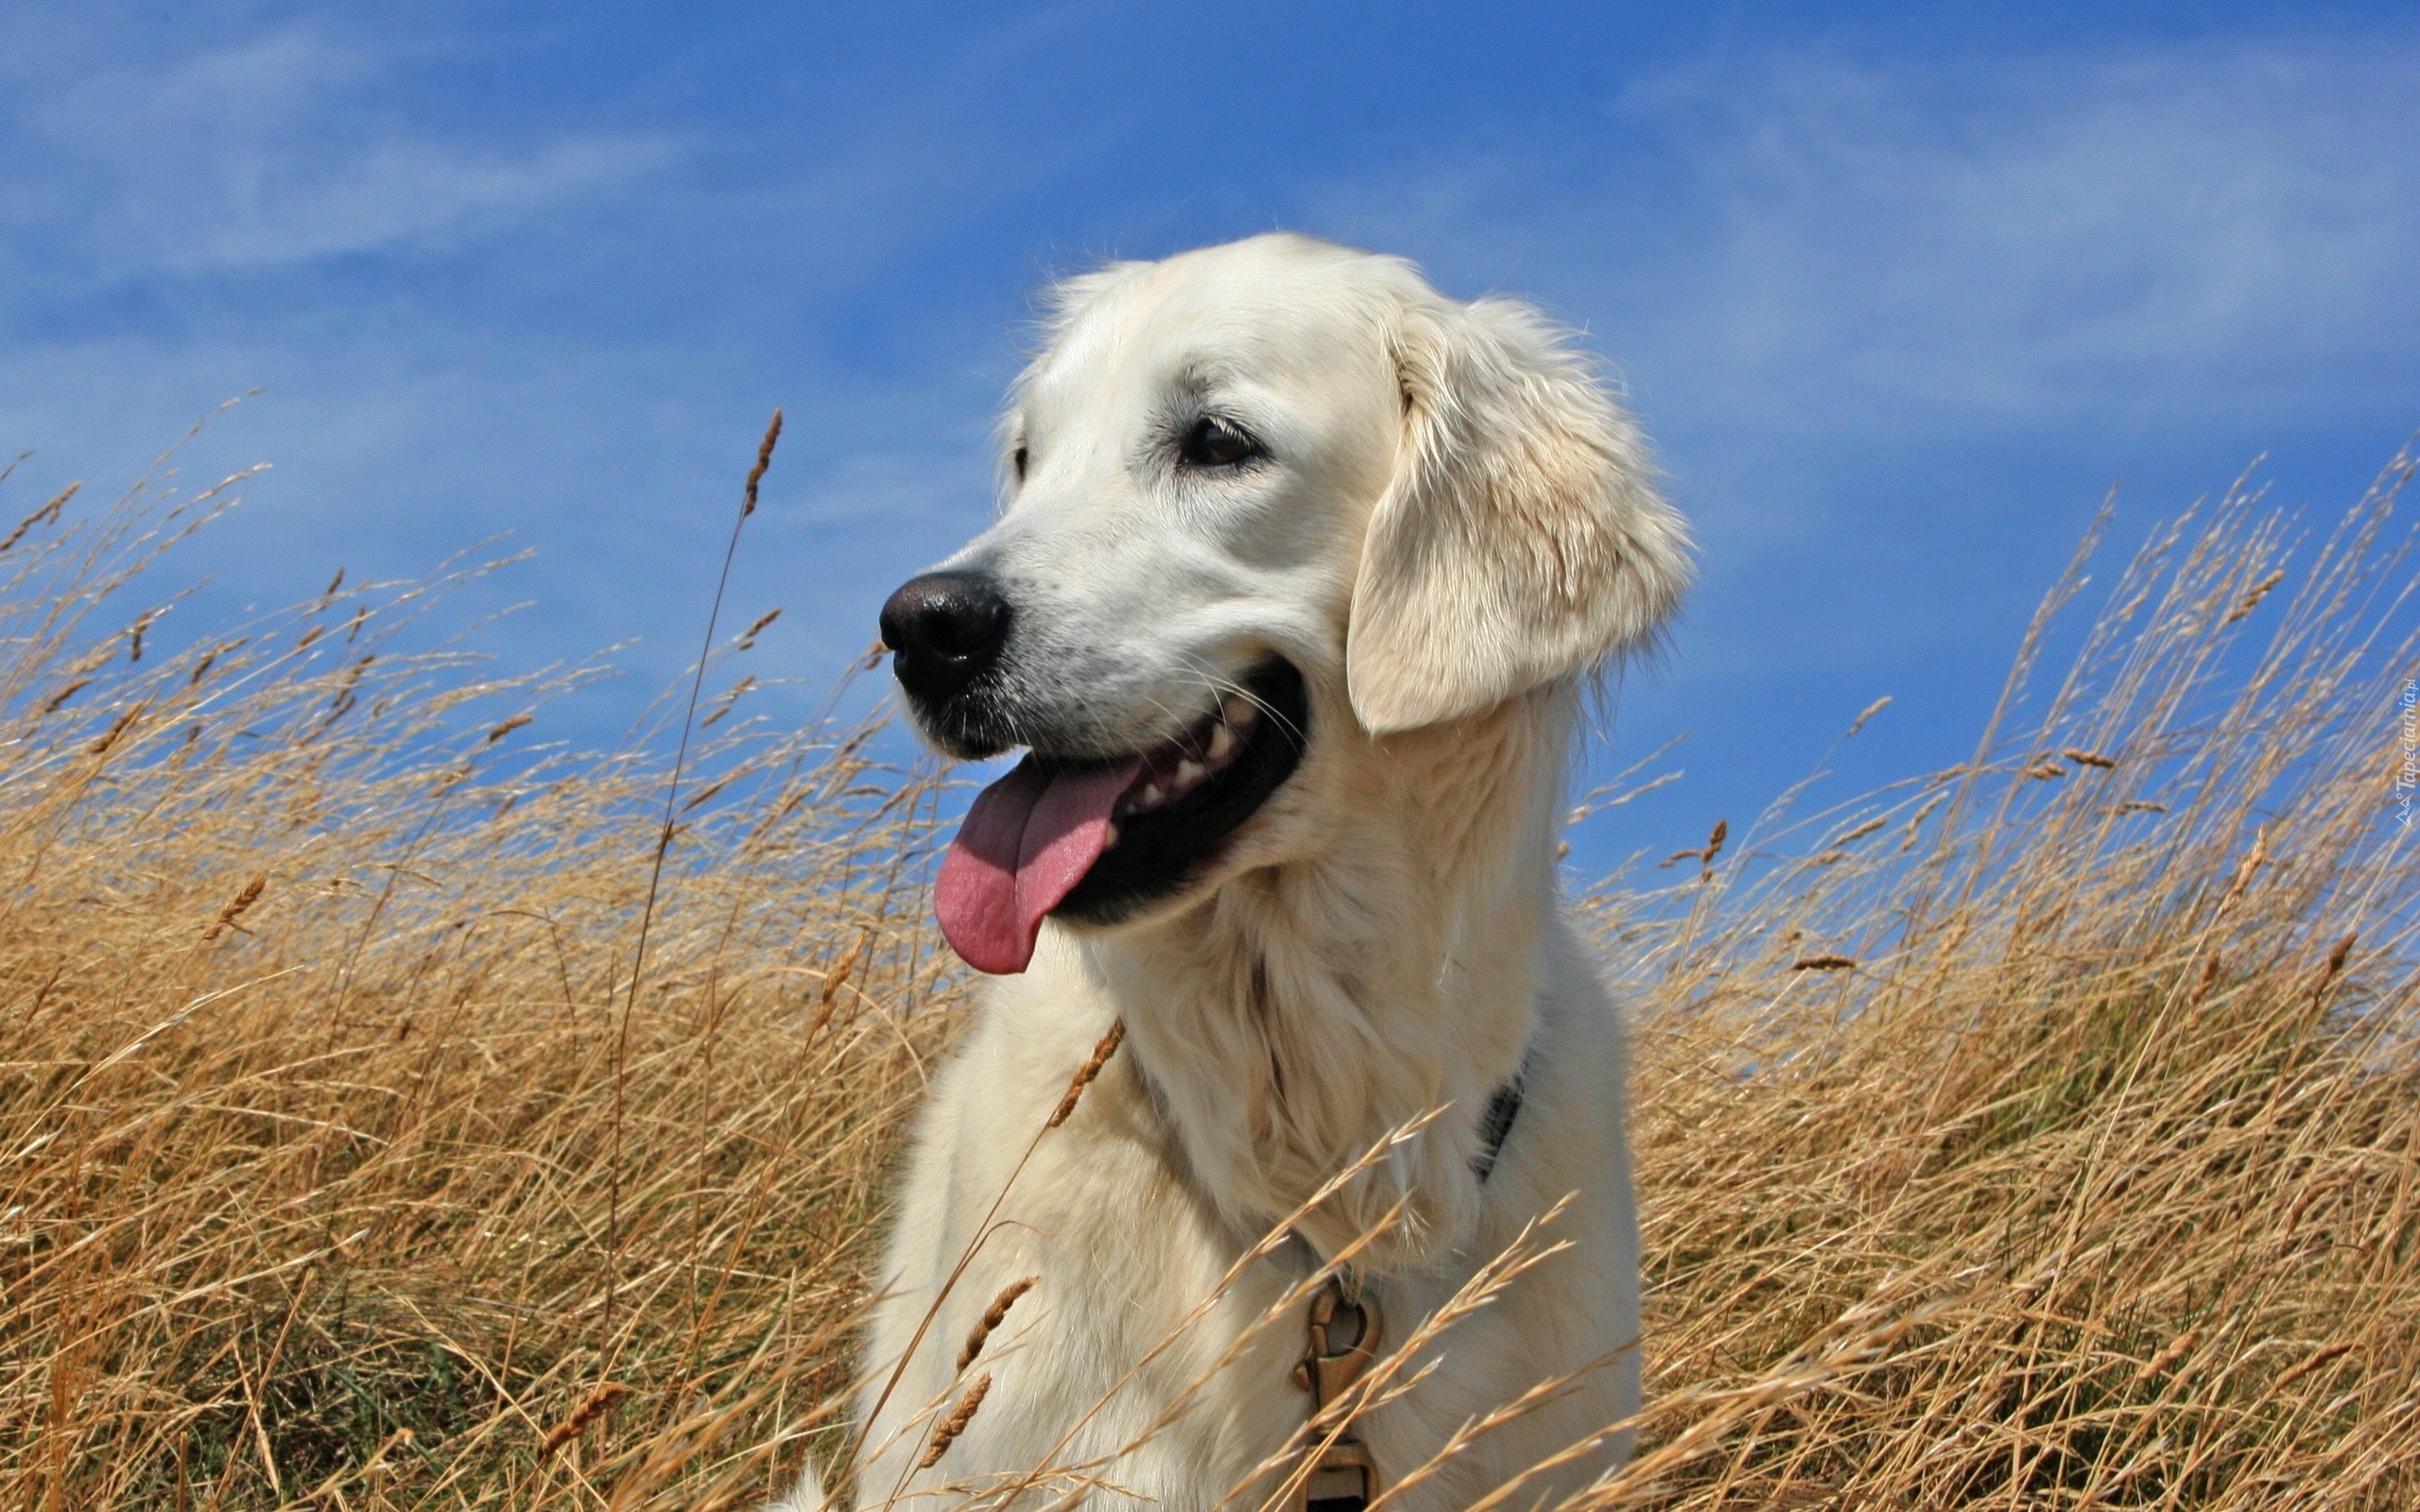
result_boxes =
[1167,657,1307,747]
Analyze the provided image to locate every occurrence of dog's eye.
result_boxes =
[1177,416,1261,469]
[1011,445,1029,482]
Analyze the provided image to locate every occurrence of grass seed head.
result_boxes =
[959,1275,1040,1373]
[919,1373,993,1469]
[1048,1020,1127,1128]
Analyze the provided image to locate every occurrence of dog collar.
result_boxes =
[1283,1058,1530,1510]
[1471,1061,1528,1184]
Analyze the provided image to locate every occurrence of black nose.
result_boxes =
[879,571,1012,705]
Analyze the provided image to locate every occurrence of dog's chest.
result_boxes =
[867,952,1603,1511]
[913,1051,1319,1505]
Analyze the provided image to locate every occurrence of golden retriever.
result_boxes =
[777,232,1689,1512]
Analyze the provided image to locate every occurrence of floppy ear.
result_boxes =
[1345,296,1691,735]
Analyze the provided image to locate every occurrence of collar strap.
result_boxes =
[1471,1061,1528,1183]
[1281,1057,1527,1509]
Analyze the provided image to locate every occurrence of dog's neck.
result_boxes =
[1080,686,1576,1268]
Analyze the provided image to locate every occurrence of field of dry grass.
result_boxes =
[1,429,2413,1510]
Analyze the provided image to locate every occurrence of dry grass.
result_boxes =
[1599,458,2420,1508]
[0,428,2413,1510]
[0,432,959,1510]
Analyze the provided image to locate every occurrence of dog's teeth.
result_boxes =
[1174,759,1205,791]
[1221,695,1257,730]
[1101,822,1120,850]
[1207,723,1236,763]
[1137,782,1165,811]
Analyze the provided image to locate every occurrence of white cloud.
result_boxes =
[1322,33,2420,444]
[5,23,678,276]
[1629,39,2420,435]
[0,6,1104,735]
[1298,27,2420,728]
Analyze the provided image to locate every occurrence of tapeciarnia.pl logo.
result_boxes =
[2397,678,2417,833]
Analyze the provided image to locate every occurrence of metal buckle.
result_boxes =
[1302,1438,1376,1510]
[1288,1277,1383,1512]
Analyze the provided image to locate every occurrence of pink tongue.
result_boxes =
[936,754,1144,974]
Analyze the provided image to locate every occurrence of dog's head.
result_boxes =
[882,233,1690,973]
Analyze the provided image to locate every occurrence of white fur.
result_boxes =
[775,233,1689,1511]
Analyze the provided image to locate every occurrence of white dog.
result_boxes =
[778,232,1689,1512]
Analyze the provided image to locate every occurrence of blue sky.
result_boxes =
[4,1,2416,872]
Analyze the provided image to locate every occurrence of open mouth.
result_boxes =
[933,659,1308,974]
